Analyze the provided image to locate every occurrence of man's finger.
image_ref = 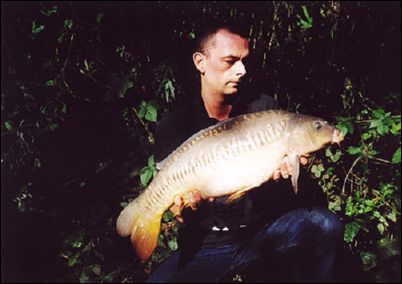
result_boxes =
[174,195,182,205]
[273,169,281,180]
[169,203,180,215]
[300,156,308,165]
[189,191,202,203]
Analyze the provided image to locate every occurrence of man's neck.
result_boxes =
[201,89,233,121]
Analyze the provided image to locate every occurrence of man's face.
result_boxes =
[201,29,249,95]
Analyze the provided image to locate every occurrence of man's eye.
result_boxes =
[224,60,236,65]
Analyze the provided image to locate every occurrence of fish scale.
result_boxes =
[116,110,343,262]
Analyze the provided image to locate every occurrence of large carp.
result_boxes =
[116,110,343,262]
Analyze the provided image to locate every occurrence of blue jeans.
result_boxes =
[147,207,343,283]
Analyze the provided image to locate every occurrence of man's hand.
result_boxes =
[169,191,207,223]
[272,155,309,180]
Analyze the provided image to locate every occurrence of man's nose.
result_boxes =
[234,61,247,77]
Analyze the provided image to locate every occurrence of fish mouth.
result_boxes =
[332,129,344,146]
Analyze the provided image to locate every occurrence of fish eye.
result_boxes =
[314,121,322,130]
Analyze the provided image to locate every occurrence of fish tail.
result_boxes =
[130,214,161,262]
[116,198,162,262]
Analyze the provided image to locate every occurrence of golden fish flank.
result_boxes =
[116,110,344,262]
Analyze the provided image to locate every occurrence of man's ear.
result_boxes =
[193,52,206,74]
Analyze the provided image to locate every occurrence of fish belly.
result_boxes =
[198,142,286,197]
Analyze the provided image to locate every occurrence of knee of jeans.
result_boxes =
[310,208,343,240]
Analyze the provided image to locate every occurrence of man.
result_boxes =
[148,23,342,283]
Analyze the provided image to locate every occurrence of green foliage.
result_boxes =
[309,78,401,281]
[138,100,158,123]
[139,155,157,187]
[297,5,313,30]
[32,20,45,34]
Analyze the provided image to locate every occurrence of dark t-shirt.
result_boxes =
[153,93,326,256]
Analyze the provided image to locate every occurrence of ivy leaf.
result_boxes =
[336,117,354,136]
[347,146,361,155]
[311,164,324,178]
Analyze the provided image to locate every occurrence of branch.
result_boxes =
[341,156,361,197]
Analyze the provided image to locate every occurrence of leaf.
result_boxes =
[148,155,155,167]
[68,252,80,267]
[387,211,397,223]
[163,211,173,222]
[168,239,178,251]
[79,271,89,283]
[326,148,341,162]
[61,103,67,114]
[336,118,354,136]
[140,167,153,187]
[392,148,401,163]
[344,221,360,243]
[188,31,196,39]
[378,237,400,257]
[372,109,384,119]
[40,6,58,17]
[46,80,54,86]
[92,265,101,276]
[360,251,376,268]
[32,20,45,34]
[347,146,361,155]
[138,103,146,118]
[311,164,324,178]
[64,19,73,30]
[377,223,385,234]
[4,121,12,131]
[145,101,158,122]
[390,122,401,135]
[328,195,341,212]
[297,5,313,30]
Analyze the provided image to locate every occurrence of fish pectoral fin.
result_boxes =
[226,187,251,203]
[289,154,300,194]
